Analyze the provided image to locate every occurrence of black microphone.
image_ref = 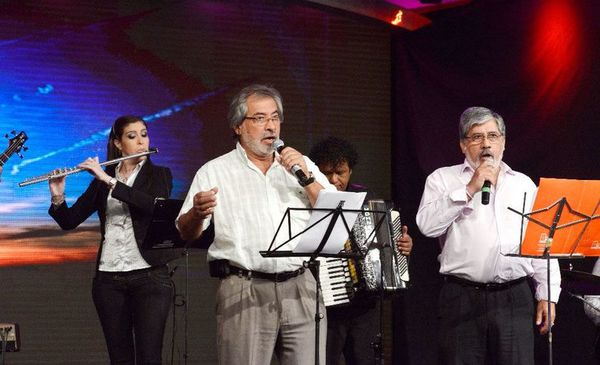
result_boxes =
[481,180,491,205]
[272,139,315,187]
[481,156,494,205]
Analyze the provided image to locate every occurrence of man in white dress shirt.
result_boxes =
[416,106,561,364]
[176,84,335,365]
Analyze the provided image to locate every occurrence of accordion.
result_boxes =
[319,199,409,307]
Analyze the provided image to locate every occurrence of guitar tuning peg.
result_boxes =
[4,134,7,139]
[18,153,23,158]
[23,146,29,151]
[10,130,16,135]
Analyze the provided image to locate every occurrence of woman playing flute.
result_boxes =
[48,115,176,365]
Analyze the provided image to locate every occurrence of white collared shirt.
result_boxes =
[416,159,561,302]
[177,143,336,273]
[99,159,150,272]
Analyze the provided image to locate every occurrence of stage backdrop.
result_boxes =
[0,1,391,364]
[392,1,600,364]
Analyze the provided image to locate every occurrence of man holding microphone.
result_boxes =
[416,106,560,364]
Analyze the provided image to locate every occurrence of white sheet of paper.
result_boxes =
[294,190,367,254]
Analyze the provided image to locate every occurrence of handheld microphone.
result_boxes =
[272,139,315,187]
[481,156,494,205]
[481,180,491,205]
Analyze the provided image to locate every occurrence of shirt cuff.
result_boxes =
[449,187,469,202]
[535,283,561,303]
[448,187,474,214]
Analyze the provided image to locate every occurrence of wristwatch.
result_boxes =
[299,171,315,187]
[107,177,117,189]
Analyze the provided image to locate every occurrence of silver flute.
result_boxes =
[18,148,158,187]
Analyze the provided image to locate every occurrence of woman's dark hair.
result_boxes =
[106,115,147,160]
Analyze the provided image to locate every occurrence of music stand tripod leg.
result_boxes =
[306,202,346,365]
[542,197,565,365]
[546,251,553,365]
[370,270,385,364]
[304,258,324,365]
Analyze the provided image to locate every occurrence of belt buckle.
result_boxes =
[234,267,252,280]
[472,283,483,290]
[242,269,252,280]
[274,272,286,282]
[274,270,294,282]
[273,268,304,282]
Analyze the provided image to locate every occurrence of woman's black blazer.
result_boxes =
[48,158,180,268]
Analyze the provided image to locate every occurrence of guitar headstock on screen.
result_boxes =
[1,131,29,167]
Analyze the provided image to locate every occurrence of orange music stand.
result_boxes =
[507,178,600,365]
[508,178,600,258]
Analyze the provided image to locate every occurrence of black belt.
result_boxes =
[96,265,168,279]
[227,265,305,282]
[443,275,527,291]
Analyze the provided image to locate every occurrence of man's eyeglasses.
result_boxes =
[244,114,281,125]
[463,132,503,144]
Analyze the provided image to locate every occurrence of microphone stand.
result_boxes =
[169,250,190,365]
[183,249,189,365]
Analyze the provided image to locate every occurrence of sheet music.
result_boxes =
[294,190,366,254]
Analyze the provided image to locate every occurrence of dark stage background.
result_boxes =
[1,0,599,364]
[392,1,600,364]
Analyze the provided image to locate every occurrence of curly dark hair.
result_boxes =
[309,136,358,169]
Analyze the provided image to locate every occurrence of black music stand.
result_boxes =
[142,198,214,365]
[506,181,600,365]
[260,194,388,365]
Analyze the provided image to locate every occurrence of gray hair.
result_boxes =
[459,106,506,139]
[228,84,284,131]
